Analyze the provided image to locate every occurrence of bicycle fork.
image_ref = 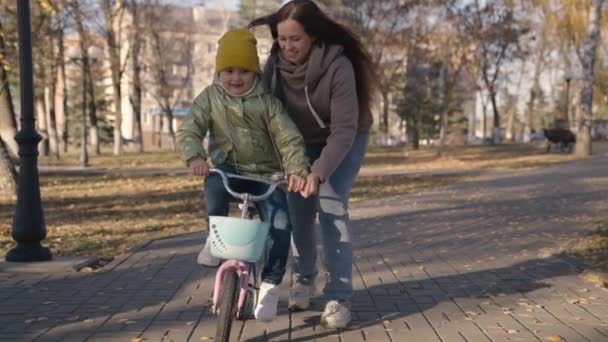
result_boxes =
[212,260,252,316]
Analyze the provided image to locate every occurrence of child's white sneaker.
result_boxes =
[197,238,220,267]
[254,282,280,321]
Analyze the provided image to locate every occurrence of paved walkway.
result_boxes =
[2,153,608,341]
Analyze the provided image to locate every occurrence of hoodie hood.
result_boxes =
[277,43,343,90]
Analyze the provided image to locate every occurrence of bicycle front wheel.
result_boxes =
[215,270,239,342]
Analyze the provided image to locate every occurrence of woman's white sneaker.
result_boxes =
[254,282,280,321]
[320,300,351,329]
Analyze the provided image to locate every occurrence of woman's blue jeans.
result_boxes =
[204,164,291,285]
[288,133,368,302]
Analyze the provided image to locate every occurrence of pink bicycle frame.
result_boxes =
[212,259,252,314]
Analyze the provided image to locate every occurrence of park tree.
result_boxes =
[142,2,194,149]
[32,1,65,159]
[337,0,423,135]
[575,0,606,156]
[428,7,476,154]
[100,0,127,156]
[398,46,436,149]
[519,0,554,142]
[451,0,527,143]
[71,0,101,155]
[126,0,144,152]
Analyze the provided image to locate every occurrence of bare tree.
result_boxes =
[340,0,422,134]
[575,0,605,156]
[126,0,143,152]
[454,0,526,143]
[142,3,194,149]
[71,0,101,155]
[101,0,127,155]
[431,14,474,155]
[54,3,70,153]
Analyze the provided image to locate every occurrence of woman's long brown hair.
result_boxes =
[249,0,378,113]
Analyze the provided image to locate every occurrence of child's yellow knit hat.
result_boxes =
[216,29,260,73]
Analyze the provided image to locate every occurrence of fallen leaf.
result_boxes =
[546,335,565,342]
[83,319,94,324]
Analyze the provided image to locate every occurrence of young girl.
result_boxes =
[176,29,309,321]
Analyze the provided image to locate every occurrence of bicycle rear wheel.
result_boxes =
[215,270,239,342]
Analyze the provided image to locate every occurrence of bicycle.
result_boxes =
[206,168,285,342]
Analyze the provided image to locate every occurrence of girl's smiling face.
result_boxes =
[219,68,255,95]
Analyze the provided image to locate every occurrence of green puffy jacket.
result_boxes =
[176,79,309,179]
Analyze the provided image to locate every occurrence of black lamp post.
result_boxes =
[564,69,573,127]
[6,0,52,262]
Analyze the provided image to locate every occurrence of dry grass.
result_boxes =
[362,142,581,172]
[564,221,608,275]
[0,174,203,258]
[0,142,588,258]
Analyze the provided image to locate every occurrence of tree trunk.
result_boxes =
[130,4,144,152]
[73,0,100,155]
[480,91,488,140]
[0,24,19,160]
[489,89,501,144]
[102,0,124,156]
[164,107,176,150]
[524,25,548,143]
[44,86,59,159]
[381,90,389,134]
[35,96,49,156]
[524,87,537,143]
[157,114,163,149]
[437,66,448,156]
[575,0,605,157]
[0,135,16,195]
[54,21,69,154]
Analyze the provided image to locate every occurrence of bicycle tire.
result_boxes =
[215,270,239,342]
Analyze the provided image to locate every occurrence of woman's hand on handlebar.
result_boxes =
[287,174,306,192]
[188,157,210,176]
[300,172,320,198]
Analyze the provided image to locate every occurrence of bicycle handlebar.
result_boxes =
[209,168,286,202]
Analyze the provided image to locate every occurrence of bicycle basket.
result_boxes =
[208,216,270,262]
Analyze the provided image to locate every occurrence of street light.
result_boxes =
[563,68,574,128]
[7,0,52,261]
[67,46,100,167]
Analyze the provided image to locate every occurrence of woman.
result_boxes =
[249,0,377,329]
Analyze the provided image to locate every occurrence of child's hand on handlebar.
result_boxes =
[287,174,306,192]
[188,158,210,176]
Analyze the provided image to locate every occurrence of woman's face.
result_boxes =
[219,68,255,95]
[277,19,314,65]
